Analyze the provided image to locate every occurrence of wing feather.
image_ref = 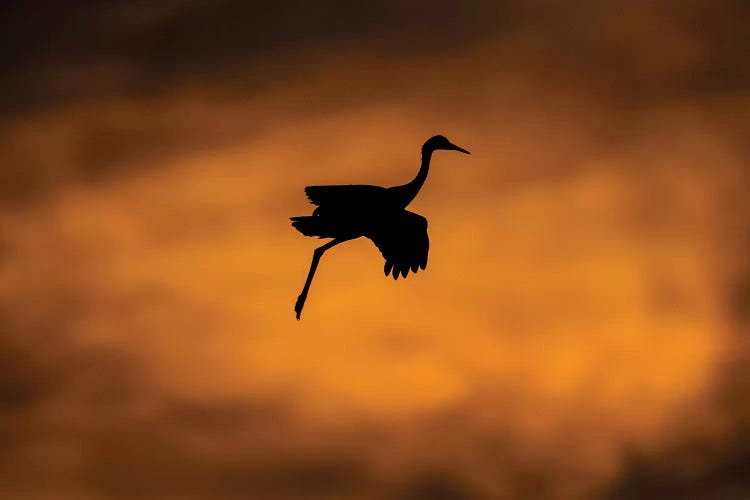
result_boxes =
[367,211,429,280]
[384,261,394,276]
[305,185,387,208]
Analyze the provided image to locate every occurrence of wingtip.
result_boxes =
[384,262,394,277]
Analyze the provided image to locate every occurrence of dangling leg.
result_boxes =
[295,238,350,319]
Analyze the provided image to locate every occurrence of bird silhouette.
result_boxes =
[290,135,470,319]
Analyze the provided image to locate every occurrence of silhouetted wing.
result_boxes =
[367,211,429,280]
[305,184,387,208]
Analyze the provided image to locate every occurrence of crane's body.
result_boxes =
[291,135,470,319]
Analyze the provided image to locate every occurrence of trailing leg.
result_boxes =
[294,238,349,319]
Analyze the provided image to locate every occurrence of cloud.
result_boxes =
[1,1,750,498]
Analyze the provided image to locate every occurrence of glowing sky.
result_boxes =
[1,1,750,498]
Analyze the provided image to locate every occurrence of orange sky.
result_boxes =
[1,1,750,499]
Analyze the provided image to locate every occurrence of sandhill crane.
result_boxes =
[290,135,470,319]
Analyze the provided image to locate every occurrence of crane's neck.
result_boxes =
[396,148,432,208]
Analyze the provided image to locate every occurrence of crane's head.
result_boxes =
[422,135,471,155]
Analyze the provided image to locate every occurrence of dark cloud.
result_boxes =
[608,431,750,499]
[4,0,749,117]
[0,0,502,115]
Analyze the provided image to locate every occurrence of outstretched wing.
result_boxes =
[367,211,429,280]
[305,184,387,209]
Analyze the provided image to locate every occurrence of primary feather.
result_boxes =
[367,211,429,280]
[305,184,387,209]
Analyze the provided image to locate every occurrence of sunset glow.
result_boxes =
[1,2,749,498]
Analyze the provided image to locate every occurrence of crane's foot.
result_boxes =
[294,293,306,320]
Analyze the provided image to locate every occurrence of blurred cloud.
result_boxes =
[1,0,750,498]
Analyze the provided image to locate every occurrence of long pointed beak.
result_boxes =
[449,143,471,154]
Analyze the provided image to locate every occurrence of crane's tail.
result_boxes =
[290,216,337,238]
